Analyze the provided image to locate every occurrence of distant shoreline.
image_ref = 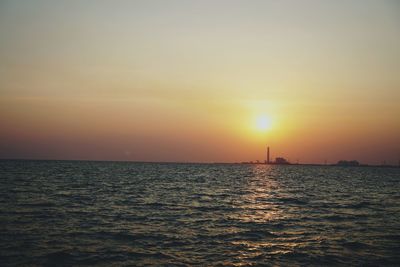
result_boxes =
[0,158,399,168]
[238,162,400,169]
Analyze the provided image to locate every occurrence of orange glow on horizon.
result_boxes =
[0,1,399,165]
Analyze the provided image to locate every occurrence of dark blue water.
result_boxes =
[1,160,399,266]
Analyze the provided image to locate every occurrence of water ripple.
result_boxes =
[1,160,400,266]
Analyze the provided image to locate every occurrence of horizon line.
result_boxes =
[1,158,399,168]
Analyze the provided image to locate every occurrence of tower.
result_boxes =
[267,146,270,164]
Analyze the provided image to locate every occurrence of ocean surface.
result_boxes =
[1,160,400,266]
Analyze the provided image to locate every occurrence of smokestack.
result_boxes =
[267,146,270,164]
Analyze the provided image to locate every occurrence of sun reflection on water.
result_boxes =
[231,165,283,223]
[226,165,299,265]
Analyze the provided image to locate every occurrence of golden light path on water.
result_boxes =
[226,165,299,265]
[1,161,400,265]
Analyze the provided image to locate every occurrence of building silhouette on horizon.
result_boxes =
[265,146,290,165]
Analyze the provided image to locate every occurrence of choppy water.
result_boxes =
[1,160,400,266]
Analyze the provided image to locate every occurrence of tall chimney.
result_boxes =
[267,146,270,164]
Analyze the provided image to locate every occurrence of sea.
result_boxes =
[1,160,400,266]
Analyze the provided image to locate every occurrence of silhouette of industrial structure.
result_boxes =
[239,146,398,168]
[242,146,291,165]
[266,146,290,165]
[274,157,290,164]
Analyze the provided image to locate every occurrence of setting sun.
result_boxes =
[1,1,400,266]
[255,116,272,131]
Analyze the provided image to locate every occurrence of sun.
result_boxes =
[255,115,272,131]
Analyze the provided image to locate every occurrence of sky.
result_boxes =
[0,0,399,164]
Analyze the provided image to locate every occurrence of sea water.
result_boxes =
[1,160,399,266]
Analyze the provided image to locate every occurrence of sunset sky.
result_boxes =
[1,0,399,164]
